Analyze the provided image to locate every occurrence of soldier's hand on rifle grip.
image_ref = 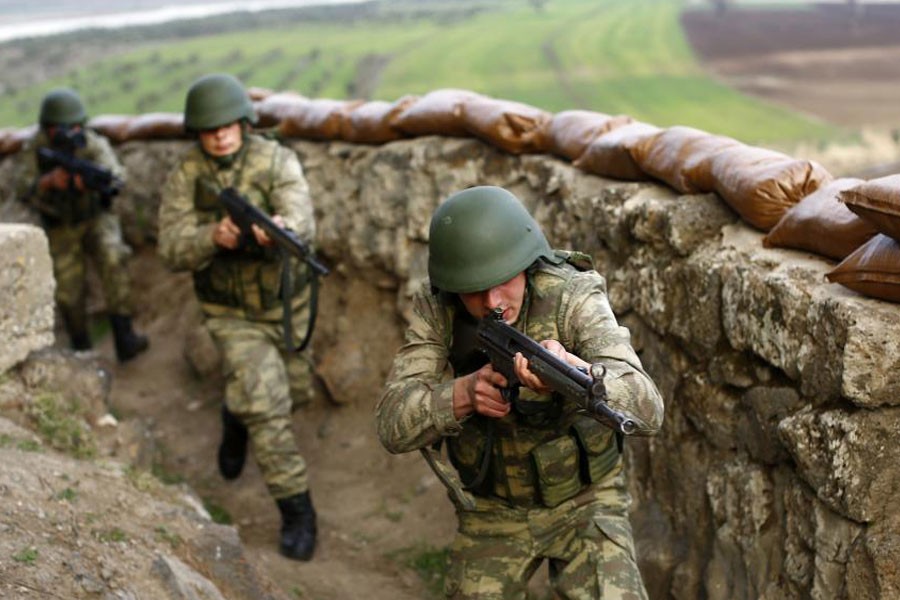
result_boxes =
[252,214,285,247]
[38,167,70,192]
[212,215,242,250]
[452,363,510,420]
[71,173,86,192]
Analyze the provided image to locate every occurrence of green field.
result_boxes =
[0,0,837,144]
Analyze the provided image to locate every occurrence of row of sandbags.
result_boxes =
[1,87,897,303]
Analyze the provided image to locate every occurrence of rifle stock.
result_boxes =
[476,309,637,435]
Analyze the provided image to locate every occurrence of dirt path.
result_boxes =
[99,249,457,600]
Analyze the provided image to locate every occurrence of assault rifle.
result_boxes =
[219,187,329,277]
[218,187,329,353]
[37,147,123,201]
[476,308,637,435]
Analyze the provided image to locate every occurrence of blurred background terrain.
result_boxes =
[2,0,900,164]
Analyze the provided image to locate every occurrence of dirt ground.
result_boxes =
[91,248,459,600]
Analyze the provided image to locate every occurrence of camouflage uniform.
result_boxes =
[17,129,133,333]
[377,254,664,599]
[158,133,316,500]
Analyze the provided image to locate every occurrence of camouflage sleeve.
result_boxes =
[268,145,315,244]
[14,140,39,203]
[560,271,664,435]
[157,155,218,272]
[376,288,463,454]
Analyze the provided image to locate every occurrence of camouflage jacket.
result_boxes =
[157,134,315,320]
[376,255,664,506]
[17,129,125,225]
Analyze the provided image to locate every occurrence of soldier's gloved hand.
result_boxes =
[213,215,242,249]
[38,167,70,192]
[252,214,285,247]
[452,363,510,420]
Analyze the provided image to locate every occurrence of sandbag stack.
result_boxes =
[3,86,900,304]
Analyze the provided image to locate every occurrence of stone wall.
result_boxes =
[0,224,54,373]
[1,135,898,599]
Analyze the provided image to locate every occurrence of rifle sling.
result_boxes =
[279,249,320,353]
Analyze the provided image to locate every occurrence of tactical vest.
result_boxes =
[444,253,621,508]
[33,139,105,227]
[191,140,306,313]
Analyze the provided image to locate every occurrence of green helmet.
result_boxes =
[39,88,87,127]
[183,73,256,131]
[428,186,553,294]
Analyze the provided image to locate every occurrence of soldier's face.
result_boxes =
[458,272,526,324]
[199,121,243,157]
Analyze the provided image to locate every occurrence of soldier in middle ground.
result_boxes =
[157,73,319,561]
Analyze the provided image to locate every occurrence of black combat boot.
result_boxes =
[109,314,149,362]
[61,306,92,350]
[217,406,248,480]
[276,491,317,561]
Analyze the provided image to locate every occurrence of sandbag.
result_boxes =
[253,92,309,129]
[838,174,900,243]
[635,126,742,194]
[763,178,876,260]
[572,122,660,180]
[247,86,275,102]
[0,126,36,155]
[393,88,482,137]
[277,98,364,140]
[541,110,632,161]
[340,96,418,144]
[88,115,135,144]
[458,96,552,154]
[709,145,832,231]
[123,112,186,141]
[826,234,900,303]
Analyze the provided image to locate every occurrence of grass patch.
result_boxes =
[389,543,448,598]
[95,527,129,543]
[27,393,96,459]
[12,547,38,564]
[203,498,233,525]
[55,487,78,502]
[154,525,183,548]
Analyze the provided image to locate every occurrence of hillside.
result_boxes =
[0,0,836,144]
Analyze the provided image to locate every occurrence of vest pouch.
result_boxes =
[254,259,283,311]
[530,434,582,508]
[447,419,492,497]
[194,178,222,211]
[571,417,620,484]
[194,258,242,307]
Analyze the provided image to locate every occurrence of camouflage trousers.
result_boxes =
[204,291,314,500]
[45,212,133,316]
[444,466,647,600]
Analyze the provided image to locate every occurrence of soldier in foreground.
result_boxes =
[157,73,319,560]
[15,88,148,361]
[376,186,664,598]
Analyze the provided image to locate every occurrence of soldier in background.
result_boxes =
[376,186,665,599]
[157,73,318,561]
[16,88,148,362]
